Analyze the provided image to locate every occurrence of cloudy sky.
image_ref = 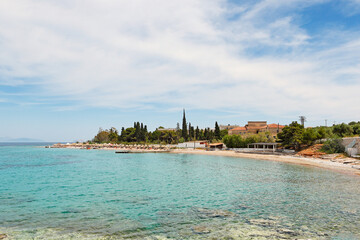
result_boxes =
[1,0,360,141]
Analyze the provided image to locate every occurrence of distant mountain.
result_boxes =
[0,137,45,142]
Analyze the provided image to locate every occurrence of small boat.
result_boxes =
[115,150,131,154]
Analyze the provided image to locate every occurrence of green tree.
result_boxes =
[220,129,228,139]
[223,135,244,148]
[277,121,304,150]
[302,128,318,145]
[121,127,136,142]
[108,127,119,143]
[332,123,353,137]
[195,126,200,140]
[189,122,193,140]
[182,109,188,141]
[351,123,360,135]
[93,128,110,143]
[321,138,345,154]
[214,122,220,139]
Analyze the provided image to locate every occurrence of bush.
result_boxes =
[321,138,345,154]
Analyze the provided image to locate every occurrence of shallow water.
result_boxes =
[0,143,359,239]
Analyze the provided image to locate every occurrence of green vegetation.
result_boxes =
[223,132,274,148]
[91,110,359,151]
[91,109,225,144]
[321,138,345,154]
[215,122,220,139]
[277,121,360,152]
[277,122,304,151]
[182,110,188,141]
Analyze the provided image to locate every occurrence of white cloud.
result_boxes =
[0,0,359,122]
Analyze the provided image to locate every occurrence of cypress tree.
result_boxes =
[215,122,220,140]
[140,123,144,141]
[144,125,148,142]
[189,122,192,140]
[182,109,188,141]
[135,122,141,142]
[195,126,200,140]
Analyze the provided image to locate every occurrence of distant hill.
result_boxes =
[0,137,45,142]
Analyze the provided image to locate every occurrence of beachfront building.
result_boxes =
[228,121,285,137]
[209,143,224,150]
[177,141,208,149]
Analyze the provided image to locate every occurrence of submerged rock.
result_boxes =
[192,207,236,218]
[0,234,7,239]
[277,228,298,236]
[248,218,278,227]
[192,225,211,234]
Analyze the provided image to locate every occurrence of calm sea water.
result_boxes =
[0,143,359,239]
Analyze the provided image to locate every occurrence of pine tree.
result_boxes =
[182,109,188,141]
[215,121,220,140]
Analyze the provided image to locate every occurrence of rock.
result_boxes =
[249,219,277,227]
[192,225,211,234]
[235,204,251,210]
[193,207,236,218]
[0,234,7,240]
[277,228,298,236]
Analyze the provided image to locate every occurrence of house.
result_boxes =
[228,121,285,137]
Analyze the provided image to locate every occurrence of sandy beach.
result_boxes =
[49,143,360,176]
[170,149,360,177]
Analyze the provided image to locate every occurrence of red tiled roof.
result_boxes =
[230,127,246,131]
[247,126,267,129]
[267,124,285,128]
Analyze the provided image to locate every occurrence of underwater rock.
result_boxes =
[192,225,211,234]
[277,228,297,236]
[248,218,278,227]
[193,207,236,218]
[0,234,7,239]
[235,204,252,210]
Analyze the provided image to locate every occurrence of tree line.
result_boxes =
[92,121,227,144]
[277,121,360,152]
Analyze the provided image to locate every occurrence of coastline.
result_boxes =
[47,143,360,176]
[169,149,360,177]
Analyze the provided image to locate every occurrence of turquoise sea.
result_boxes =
[0,143,360,239]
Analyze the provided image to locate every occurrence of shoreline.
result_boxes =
[170,149,360,177]
[47,143,360,177]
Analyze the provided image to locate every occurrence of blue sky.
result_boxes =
[1,0,360,141]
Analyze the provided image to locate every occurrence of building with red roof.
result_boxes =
[228,121,285,137]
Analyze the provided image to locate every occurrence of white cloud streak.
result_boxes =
[0,0,359,122]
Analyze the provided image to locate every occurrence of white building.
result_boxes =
[177,141,208,149]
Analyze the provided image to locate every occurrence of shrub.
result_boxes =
[321,138,345,154]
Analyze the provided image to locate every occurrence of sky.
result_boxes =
[1,0,360,141]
